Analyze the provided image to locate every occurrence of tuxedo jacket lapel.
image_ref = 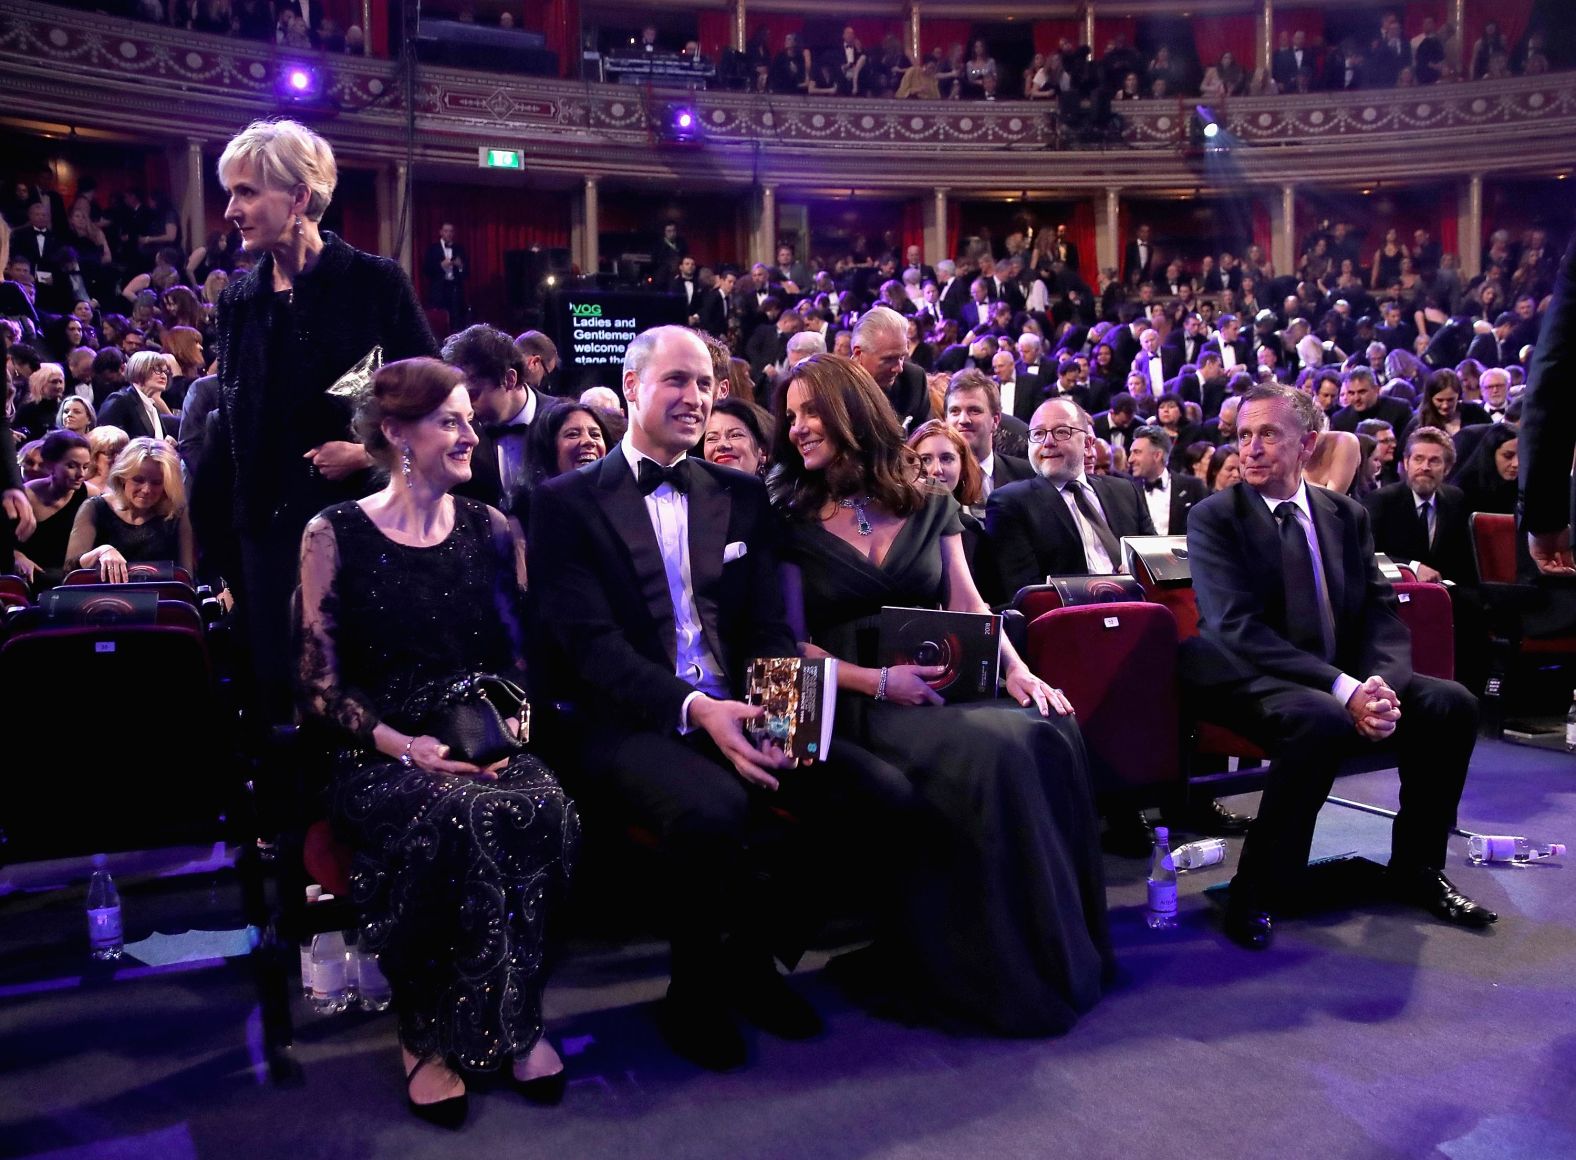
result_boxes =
[686,462,732,675]
[594,447,678,664]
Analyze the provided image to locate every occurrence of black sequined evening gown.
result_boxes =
[781,493,1112,1036]
[297,497,578,1069]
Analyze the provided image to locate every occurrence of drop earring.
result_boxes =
[295,215,304,235]
[400,444,413,484]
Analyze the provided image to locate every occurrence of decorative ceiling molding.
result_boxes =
[3,0,1572,195]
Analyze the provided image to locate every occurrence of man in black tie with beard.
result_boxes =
[442,324,554,519]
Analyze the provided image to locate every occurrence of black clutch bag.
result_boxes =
[402,673,531,766]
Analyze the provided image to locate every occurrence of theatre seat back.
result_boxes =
[1470,512,1517,585]
[1393,581,1454,680]
[0,612,221,861]
[1026,601,1180,789]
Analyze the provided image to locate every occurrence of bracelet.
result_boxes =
[874,666,890,702]
[398,737,415,768]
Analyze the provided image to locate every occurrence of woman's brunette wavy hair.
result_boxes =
[768,353,923,521]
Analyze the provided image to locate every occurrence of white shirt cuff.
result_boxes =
[680,690,706,735]
[1331,673,1362,708]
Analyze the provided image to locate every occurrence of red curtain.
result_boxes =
[696,11,731,59]
[900,200,925,257]
[1250,199,1272,259]
[367,0,389,56]
[1093,17,1137,53]
[1274,8,1326,50]
[1068,199,1098,288]
[538,0,580,77]
[413,182,571,323]
[1194,14,1258,70]
[1438,187,1459,258]
[1033,19,1083,57]
[328,170,379,254]
[920,19,973,59]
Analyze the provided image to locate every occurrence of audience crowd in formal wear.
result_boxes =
[4,113,1570,1132]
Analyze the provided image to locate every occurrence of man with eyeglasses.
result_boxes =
[985,397,1155,600]
[1182,383,1492,952]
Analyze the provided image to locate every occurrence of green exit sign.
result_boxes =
[479,147,522,170]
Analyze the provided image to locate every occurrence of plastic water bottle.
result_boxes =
[1566,691,1576,752]
[1466,835,1566,865]
[1146,826,1179,929]
[1172,837,1229,872]
[309,929,352,1014]
[86,854,124,961]
[299,886,323,999]
[354,942,393,1012]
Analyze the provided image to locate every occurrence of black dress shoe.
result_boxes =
[1174,798,1253,837]
[729,961,824,1041]
[1390,867,1499,928]
[1101,811,1154,858]
[405,1055,468,1130]
[659,983,748,1071]
[1222,902,1275,950]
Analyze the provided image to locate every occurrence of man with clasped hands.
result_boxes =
[1181,384,1496,951]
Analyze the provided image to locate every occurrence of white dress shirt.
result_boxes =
[1142,471,1170,535]
[1056,474,1118,574]
[493,389,538,498]
[1258,481,1357,705]
[978,451,999,499]
[1219,341,1238,371]
[440,240,455,281]
[621,436,729,729]
[138,387,166,441]
[997,379,1017,422]
[1146,355,1165,396]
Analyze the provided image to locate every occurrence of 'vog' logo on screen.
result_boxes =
[569,303,604,317]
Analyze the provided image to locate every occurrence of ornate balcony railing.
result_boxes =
[5,0,1574,190]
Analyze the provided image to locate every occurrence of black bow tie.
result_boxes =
[1143,476,1166,492]
[637,457,691,496]
[483,421,527,439]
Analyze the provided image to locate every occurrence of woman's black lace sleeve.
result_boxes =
[296,515,381,739]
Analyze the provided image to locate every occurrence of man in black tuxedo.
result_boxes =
[1183,383,1494,951]
[695,267,734,338]
[1013,333,1054,415]
[901,244,934,286]
[944,370,1034,505]
[934,259,968,322]
[959,278,997,334]
[443,324,554,519]
[986,397,1156,597]
[1466,312,1517,369]
[420,222,467,323]
[1127,425,1207,536]
[1124,224,1158,288]
[669,255,701,324]
[652,221,687,282]
[1201,314,1251,377]
[1272,29,1314,88]
[1329,367,1413,434]
[852,306,930,430]
[1363,427,1473,584]
[1049,224,1080,274]
[1162,313,1206,378]
[529,325,855,1070]
[1091,392,1140,454]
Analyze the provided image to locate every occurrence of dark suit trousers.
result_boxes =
[1194,672,1477,906]
[574,722,913,984]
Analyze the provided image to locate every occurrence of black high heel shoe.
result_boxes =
[510,1066,567,1106]
[406,1055,468,1129]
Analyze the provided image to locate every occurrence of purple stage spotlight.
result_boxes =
[664,104,701,142]
[277,63,324,102]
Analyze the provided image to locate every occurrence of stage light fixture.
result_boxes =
[662,104,701,142]
[1202,121,1220,140]
[278,63,324,102]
